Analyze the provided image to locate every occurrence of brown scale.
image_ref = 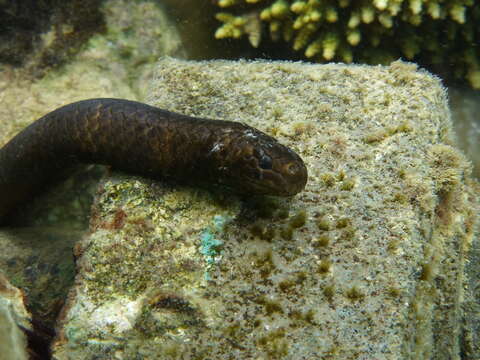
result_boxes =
[0,98,308,222]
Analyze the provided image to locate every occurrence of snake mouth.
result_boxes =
[242,166,307,196]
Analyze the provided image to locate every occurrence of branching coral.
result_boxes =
[214,0,480,88]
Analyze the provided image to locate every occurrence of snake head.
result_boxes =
[209,124,308,196]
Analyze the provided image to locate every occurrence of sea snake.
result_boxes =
[0,98,308,222]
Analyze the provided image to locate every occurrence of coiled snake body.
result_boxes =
[0,98,308,221]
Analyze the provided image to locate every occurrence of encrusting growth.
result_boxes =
[214,0,479,88]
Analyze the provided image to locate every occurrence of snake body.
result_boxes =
[0,98,308,221]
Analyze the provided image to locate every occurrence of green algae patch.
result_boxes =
[52,59,478,360]
[199,215,231,280]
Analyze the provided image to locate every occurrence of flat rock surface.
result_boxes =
[51,58,478,359]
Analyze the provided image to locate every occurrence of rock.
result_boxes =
[51,58,479,359]
[0,273,32,360]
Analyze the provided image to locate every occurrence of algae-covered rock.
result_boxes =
[0,273,32,360]
[0,0,183,149]
[0,0,104,75]
[51,58,478,359]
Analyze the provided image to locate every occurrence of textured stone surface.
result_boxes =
[51,58,478,359]
[0,273,31,360]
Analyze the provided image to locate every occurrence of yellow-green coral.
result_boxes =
[214,0,479,88]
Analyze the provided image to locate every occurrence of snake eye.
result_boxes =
[285,162,299,175]
[259,154,273,170]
